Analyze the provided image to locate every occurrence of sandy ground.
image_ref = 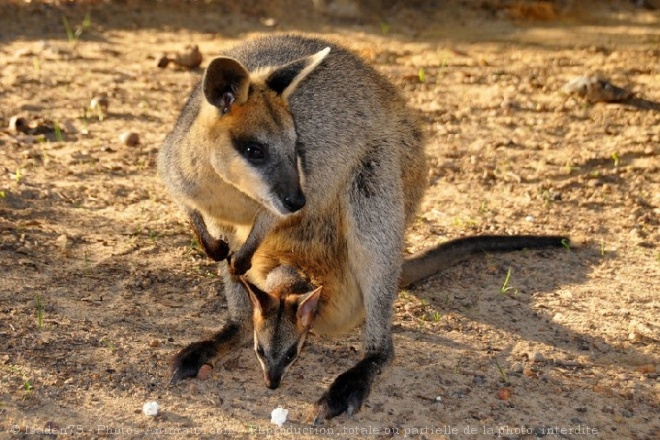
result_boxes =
[1,1,658,439]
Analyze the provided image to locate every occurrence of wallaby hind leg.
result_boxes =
[170,265,252,383]
[314,154,405,422]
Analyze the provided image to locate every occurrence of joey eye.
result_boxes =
[284,347,297,364]
[243,143,267,163]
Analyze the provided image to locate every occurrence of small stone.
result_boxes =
[9,116,29,133]
[156,54,170,68]
[142,401,158,417]
[90,95,109,114]
[510,363,524,374]
[525,215,535,222]
[149,339,159,348]
[56,234,69,251]
[119,132,140,147]
[270,407,288,427]
[260,17,277,27]
[635,364,656,375]
[172,45,202,69]
[496,387,512,400]
[197,364,213,381]
[530,352,545,363]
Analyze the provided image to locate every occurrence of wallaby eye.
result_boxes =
[244,143,267,163]
[256,345,265,357]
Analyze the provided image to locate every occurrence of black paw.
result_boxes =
[227,251,252,276]
[169,340,217,384]
[203,238,230,262]
[313,363,373,424]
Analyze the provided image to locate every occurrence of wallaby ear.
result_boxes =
[202,57,250,114]
[240,276,276,315]
[265,47,330,100]
[296,286,322,328]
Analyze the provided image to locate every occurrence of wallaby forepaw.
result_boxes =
[313,369,370,423]
[169,340,217,384]
[204,238,230,262]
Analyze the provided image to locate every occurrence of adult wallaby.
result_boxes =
[158,34,567,422]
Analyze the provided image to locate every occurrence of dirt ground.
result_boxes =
[1,1,658,439]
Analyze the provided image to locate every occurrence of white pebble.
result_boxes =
[270,407,288,427]
[142,401,158,417]
[525,215,535,222]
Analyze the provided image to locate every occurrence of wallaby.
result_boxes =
[158,34,568,422]
[193,222,566,422]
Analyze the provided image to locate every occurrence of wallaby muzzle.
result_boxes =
[273,177,306,214]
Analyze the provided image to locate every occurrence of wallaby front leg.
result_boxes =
[170,266,252,382]
[228,211,276,276]
[188,209,229,262]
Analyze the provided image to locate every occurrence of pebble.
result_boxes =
[172,45,202,69]
[142,401,158,417]
[56,234,70,251]
[270,407,288,427]
[9,116,29,133]
[529,352,545,363]
[197,364,213,381]
[119,131,140,147]
[90,95,109,114]
[149,339,159,348]
[510,363,524,374]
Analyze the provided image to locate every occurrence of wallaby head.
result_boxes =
[240,277,322,389]
[198,47,330,216]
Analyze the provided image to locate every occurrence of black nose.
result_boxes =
[283,192,306,213]
[265,377,281,390]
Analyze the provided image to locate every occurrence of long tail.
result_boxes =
[400,235,568,287]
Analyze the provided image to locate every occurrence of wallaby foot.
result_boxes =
[313,351,391,424]
[169,322,247,384]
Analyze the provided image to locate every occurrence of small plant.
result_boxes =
[493,357,510,385]
[418,67,426,83]
[148,229,161,243]
[53,121,64,142]
[24,379,33,391]
[500,268,517,295]
[100,338,117,352]
[432,311,441,322]
[611,151,620,167]
[600,239,606,256]
[561,239,571,251]
[0,191,6,198]
[35,294,44,329]
[62,11,92,45]
[14,168,23,184]
[379,22,390,35]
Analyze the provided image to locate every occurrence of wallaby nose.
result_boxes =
[283,191,306,213]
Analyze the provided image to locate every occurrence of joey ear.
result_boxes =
[265,47,330,100]
[239,276,275,314]
[296,286,322,328]
[203,57,250,114]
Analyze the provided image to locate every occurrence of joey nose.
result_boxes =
[265,376,281,390]
[283,192,306,213]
